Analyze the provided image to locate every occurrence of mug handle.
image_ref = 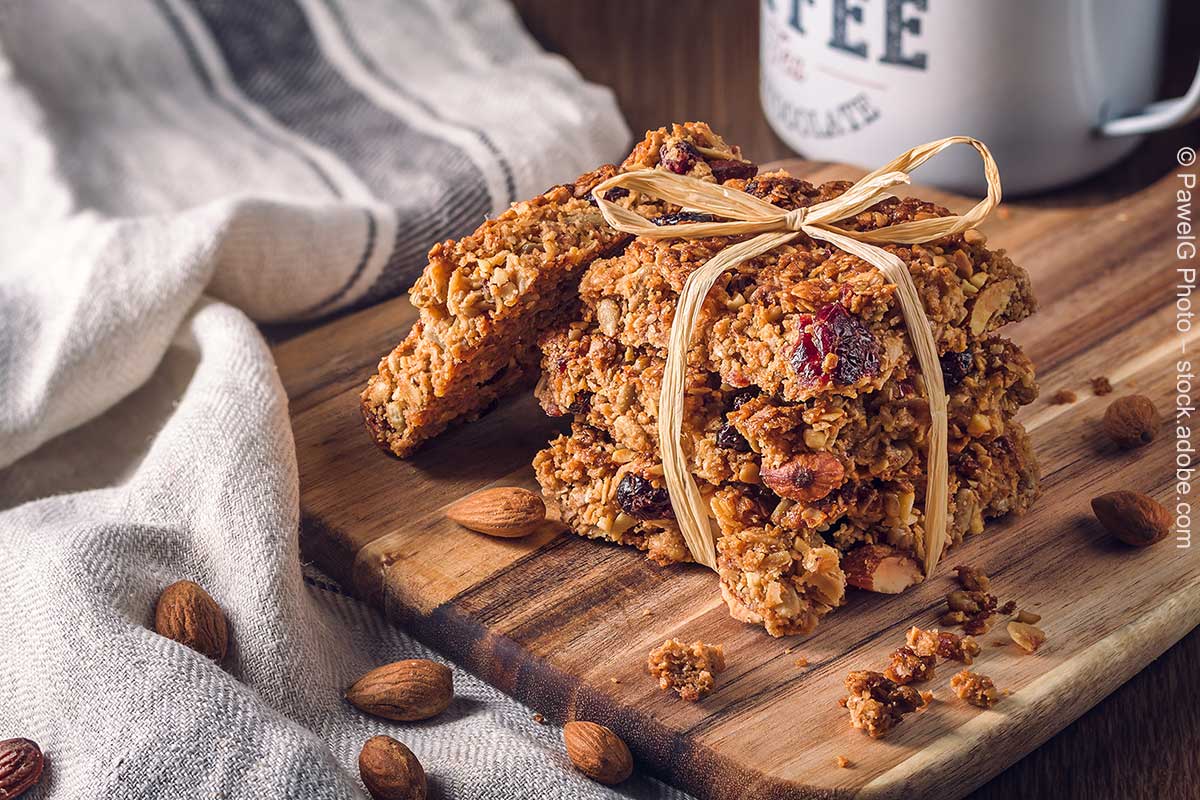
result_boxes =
[1099,58,1200,137]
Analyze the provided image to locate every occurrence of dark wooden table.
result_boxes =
[512,1,1200,798]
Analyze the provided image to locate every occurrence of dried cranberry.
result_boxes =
[789,303,880,387]
[940,348,973,389]
[567,391,593,415]
[659,141,701,174]
[709,159,759,183]
[616,474,674,520]
[651,211,716,226]
[716,423,751,452]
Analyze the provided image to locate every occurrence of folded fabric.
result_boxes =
[0,1,690,797]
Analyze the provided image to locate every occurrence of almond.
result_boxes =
[0,738,44,799]
[359,735,426,800]
[841,544,923,594]
[760,453,845,501]
[445,487,546,538]
[346,659,453,722]
[1102,395,1160,449]
[1007,621,1046,653]
[1091,491,1171,547]
[154,580,228,662]
[563,721,633,786]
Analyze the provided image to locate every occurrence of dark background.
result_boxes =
[511,1,1200,798]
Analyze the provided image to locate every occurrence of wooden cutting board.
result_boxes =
[274,159,1200,800]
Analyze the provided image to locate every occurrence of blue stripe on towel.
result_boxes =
[184,0,492,302]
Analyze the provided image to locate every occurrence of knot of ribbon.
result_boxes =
[590,136,1003,577]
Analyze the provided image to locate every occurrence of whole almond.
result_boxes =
[359,735,426,800]
[0,738,44,799]
[1091,491,1171,547]
[346,660,453,722]
[1102,395,1159,449]
[445,487,545,538]
[154,580,228,661]
[563,721,633,785]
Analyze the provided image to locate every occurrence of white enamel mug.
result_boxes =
[760,0,1200,195]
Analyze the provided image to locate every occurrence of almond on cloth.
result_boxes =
[346,659,453,722]
[445,486,546,538]
[1101,395,1159,449]
[0,738,44,799]
[1091,491,1171,547]
[563,721,633,785]
[1007,621,1047,653]
[359,735,426,800]
[841,544,923,594]
[154,580,228,661]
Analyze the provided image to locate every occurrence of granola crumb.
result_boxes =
[841,670,927,739]
[532,712,546,724]
[1007,620,1047,653]
[642,609,653,617]
[610,677,620,684]
[907,626,981,664]
[954,564,991,592]
[944,565,1008,634]
[919,690,934,705]
[836,755,852,769]
[883,646,936,685]
[794,656,809,668]
[951,670,1002,708]
[648,639,726,702]
[1050,388,1078,405]
[1014,609,1041,624]
[1091,376,1113,395]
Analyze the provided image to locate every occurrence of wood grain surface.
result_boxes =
[276,155,1200,799]
[504,6,1200,797]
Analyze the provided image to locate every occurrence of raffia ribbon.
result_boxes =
[591,136,1001,577]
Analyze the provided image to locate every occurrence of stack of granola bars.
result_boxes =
[363,122,1040,638]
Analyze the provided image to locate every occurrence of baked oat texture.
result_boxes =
[533,143,1040,636]
[647,638,726,702]
[841,669,928,739]
[362,122,746,457]
[951,669,1002,708]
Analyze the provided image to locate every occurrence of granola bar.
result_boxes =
[362,122,747,456]
[647,639,726,701]
[521,128,1041,638]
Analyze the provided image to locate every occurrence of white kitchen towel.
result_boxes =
[0,1,691,798]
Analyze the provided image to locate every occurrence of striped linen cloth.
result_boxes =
[0,1,690,797]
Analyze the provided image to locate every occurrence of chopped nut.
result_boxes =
[1007,621,1046,653]
[944,566,1001,634]
[1091,376,1113,395]
[794,656,809,668]
[1014,609,1041,624]
[841,670,927,739]
[954,564,991,593]
[884,646,936,685]
[951,670,1001,708]
[836,755,852,769]
[919,690,934,705]
[907,626,980,664]
[648,639,725,702]
[1050,388,1077,405]
[533,713,546,724]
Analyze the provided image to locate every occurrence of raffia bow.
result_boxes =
[591,136,1002,577]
